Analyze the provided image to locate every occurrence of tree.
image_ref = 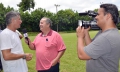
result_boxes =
[17,0,35,12]
[0,3,5,26]
[19,8,54,32]
[0,3,14,29]
[56,9,79,31]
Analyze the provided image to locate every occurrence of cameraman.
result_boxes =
[76,3,120,72]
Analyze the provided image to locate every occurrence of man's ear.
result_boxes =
[48,24,50,27]
[106,13,112,20]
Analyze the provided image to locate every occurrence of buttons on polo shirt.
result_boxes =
[46,38,48,41]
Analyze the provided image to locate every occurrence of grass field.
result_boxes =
[22,31,120,72]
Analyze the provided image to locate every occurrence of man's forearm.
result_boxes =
[51,50,66,66]
[28,42,35,50]
[55,50,66,61]
[2,50,25,60]
[77,37,91,60]
[84,32,92,45]
[77,37,85,59]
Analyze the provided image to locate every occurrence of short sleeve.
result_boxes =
[56,34,66,51]
[0,33,13,50]
[16,30,22,36]
[84,36,111,59]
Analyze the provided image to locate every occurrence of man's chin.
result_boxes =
[40,28,43,30]
[16,26,20,29]
[18,26,20,29]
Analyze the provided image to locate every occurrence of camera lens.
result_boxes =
[78,20,82,26]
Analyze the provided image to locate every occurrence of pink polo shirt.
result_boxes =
[32,30,66,70]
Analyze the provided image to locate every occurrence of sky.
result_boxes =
[0,0,120,13]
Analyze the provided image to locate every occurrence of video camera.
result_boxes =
[78,10,100,29]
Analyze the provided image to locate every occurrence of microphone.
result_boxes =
[22,28,29,45]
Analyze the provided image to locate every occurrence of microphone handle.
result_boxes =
[25,37,29,45]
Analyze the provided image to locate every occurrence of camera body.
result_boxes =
[78,10,100,29]
[78,20,99,29]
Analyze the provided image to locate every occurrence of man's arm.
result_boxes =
[84,27,92,45]
[28,42,35,50]
[76,26,91,60]
[25,38,35,50]
[84,31,92,45]
[77,37,91,60]
[51,32,66,66]
[2,49,32,61]
[51,50,65,66]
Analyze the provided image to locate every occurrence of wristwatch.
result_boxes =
[23,54,26,59]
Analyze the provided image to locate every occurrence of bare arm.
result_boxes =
[2,49,25,60]
[2,49,32,61]
[51,50,66,66]
[25,38,35,50]
[28,42,35,50]
[84,31,92,45]
[84,27,92,45]
[77,37,91,60]
[76,26,91,60]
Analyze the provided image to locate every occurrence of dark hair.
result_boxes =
[100,4,119,24]
[5,11,20,25]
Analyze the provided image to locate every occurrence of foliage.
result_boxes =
[19,8,54,32]
[0,3,14,29]
[0,2,120,31]
[17,0,35,12]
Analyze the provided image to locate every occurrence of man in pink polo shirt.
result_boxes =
[25,17,66,72]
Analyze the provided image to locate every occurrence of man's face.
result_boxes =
[39,18,49,31]
[95,8,107,28]
[12,15,22,29]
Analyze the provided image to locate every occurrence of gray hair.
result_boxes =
[5,11,20,25]
[42,17,52,27]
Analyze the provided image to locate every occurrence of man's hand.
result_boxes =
[76,26,85,38]
[84,26,90,35]
[25,38,31,45]
[51,58,58,66]
[24,53,33,61]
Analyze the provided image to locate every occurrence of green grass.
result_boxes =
[22,31,120,72]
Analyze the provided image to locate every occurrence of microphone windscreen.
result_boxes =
[22,28,28,38]
[22,28,27,33]
[22,28,29,45]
